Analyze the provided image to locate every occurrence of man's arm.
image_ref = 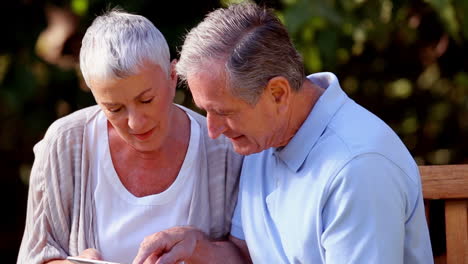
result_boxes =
[188,235,251,264]
[321,154,426,263]
[132,226,251,264]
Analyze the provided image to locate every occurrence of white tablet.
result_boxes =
[66,256,124,264]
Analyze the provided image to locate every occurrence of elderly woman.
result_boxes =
[17,10,242,264]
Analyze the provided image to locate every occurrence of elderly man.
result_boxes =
[133,2,434,264]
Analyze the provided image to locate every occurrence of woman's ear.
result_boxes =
[170,59,178,82]
[167,59,179,92]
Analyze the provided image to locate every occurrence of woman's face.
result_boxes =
[90,61,177,153]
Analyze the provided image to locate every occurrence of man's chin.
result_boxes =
[232,144,263,156]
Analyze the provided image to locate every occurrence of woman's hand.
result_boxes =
[76,248,103,260]
[46,248,103,263]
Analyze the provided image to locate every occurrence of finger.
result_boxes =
[142,252,159,264]
[133,236,165,264]
[155,241,190,264]
[132,232,179,264]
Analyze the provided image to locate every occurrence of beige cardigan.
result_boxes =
[17,105,243,264]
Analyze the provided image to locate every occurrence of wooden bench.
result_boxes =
[420,164,468,264]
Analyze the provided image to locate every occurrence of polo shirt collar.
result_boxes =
[275,72,348,172]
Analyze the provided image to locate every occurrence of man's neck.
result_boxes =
[280,79,325,147]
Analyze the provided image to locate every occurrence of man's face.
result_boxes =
[90,61,176,153]
[188,65,281,155]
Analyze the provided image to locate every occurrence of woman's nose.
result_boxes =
[127,109,146,132]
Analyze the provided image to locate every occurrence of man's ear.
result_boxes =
[266,76,291,113]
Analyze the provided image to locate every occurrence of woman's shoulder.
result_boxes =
[31,106,102,179]
[176,104,206,125]
[177,104,230,146]
[43,105,101,143]
[177,104,243,166]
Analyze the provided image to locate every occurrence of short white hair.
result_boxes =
[80,9,170,86]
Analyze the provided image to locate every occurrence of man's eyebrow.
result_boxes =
[192,99,233,113]
[208,107,233,114]
[102,102,120,107]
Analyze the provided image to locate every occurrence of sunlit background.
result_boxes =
[1,0,467,262]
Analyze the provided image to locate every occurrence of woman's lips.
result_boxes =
[133,128,155,141]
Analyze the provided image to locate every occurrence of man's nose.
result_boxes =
[207,112,227,139]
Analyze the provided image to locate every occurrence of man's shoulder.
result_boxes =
[326,100,413,160]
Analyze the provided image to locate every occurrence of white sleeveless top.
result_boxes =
[87,110,200,263]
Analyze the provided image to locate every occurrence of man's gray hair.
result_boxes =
[80,9,170,87]
[176,2,305,105]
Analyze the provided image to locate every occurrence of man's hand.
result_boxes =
[132,226,205,264]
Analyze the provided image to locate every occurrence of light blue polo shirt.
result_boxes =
[231,72,433,263]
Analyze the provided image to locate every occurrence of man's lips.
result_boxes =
[133,128,155,141]
[229,135,244,141]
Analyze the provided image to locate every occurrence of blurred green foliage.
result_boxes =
[0,0,467,261]
[278,0,468,165]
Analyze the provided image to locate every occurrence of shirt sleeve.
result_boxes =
[321,153,417,264]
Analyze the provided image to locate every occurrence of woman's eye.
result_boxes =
[108,107,121,113]
[142,98,153,104]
